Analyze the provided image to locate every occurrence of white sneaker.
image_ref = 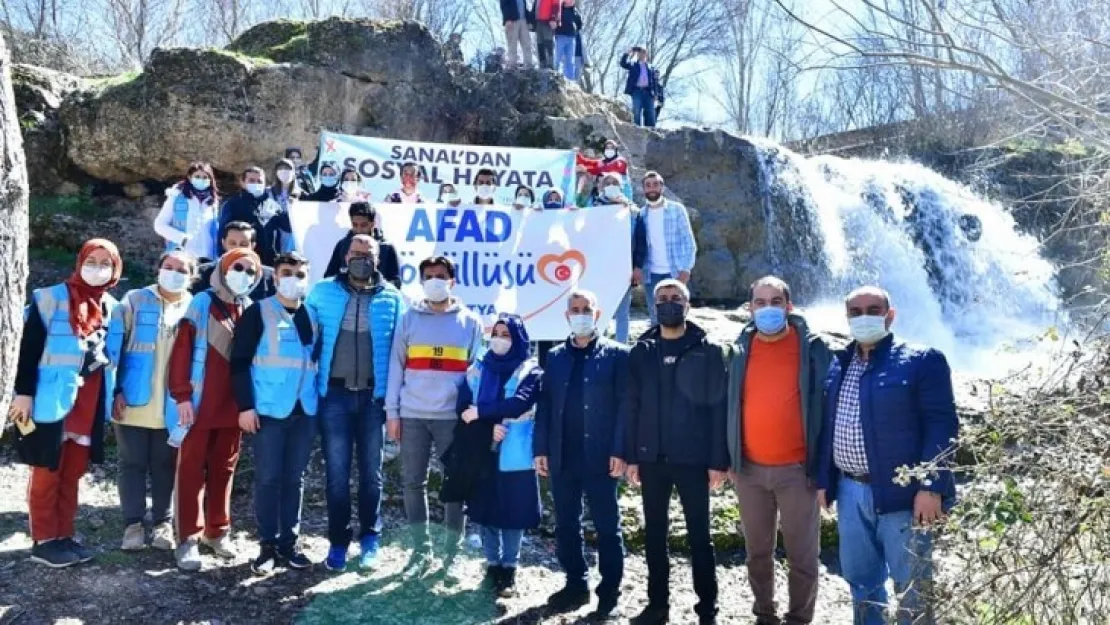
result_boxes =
[200,533,236,559]
[151,522,175,551]
[121,523,146,551]
[175,538,202,571]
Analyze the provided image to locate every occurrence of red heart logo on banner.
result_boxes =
[536,250,587,285]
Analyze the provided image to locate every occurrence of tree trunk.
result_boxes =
[0,31,31,429]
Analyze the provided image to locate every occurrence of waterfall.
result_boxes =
[749,141,1061,373]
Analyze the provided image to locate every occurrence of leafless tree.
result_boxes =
[100,0,190,66]
[368,0,469,41]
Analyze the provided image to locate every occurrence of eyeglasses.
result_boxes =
[231,263,258,276]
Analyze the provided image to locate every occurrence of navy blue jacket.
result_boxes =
[619,53,664,102]
[815,335,958,515]
[534,336,629,475]
[631,210,648,272]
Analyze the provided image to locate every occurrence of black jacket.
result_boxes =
[229,300,315,414]
[323,231,402,288]
[499,0,532,22]
[218,190,292,267]
[619,53,664,102]
[305,185,340,202]
[192,262,276,303]
[555,6,582,36]
[627,322,729,469]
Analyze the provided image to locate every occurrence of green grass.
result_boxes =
[87,70,142,90]
[29,193,113,220]
[210,47,274,67]
[29,246,74,265]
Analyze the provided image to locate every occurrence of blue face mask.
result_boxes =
[753,306,788,335]
[190,177,210,191]
[543,200,563,209]
[320,175,339,188]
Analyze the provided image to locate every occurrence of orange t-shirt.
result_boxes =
[741,327,807,466]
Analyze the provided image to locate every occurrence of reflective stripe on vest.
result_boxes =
[117,287,191,432]
[183,290,213,408]
[31,283,119,424]
[465,358,538,472]
[252,297,318,418]
[310,279,403,400]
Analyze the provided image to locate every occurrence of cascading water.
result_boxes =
[749,140,1062,374]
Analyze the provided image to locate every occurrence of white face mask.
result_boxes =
[158,269,188,293]
[276,170,294,184]
[422,278,451,303]
[604,148,617,159]
[515,194,531,205]
[568,313,596,337]
[277,276,308,301]
[245,182,266,197]
[442,191,459,203]
[81,264,112,287]
[603,185,623,201]
[476,185,495,200]
[225,270,254,296]
[488,337,512,356]
[341,181,361,197]
[848,315,890,344]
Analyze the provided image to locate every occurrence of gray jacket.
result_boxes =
[726,313,837,477]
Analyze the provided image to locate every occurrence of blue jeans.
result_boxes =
[481,526,524,567]
[253,412,314,548]
[645,273,671,325]
[631,88,657,127]
[554,35,578,80]
[551,472,624,598]
[318,389,386,548]
[614,286,632,343]
[837,477,935,625]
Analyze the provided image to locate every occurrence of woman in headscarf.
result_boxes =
[12,239,124,568]
[456,314,543,598]
[111,250,198,554]
[438,183,462,207]
[167,247,262,571]
[305,161,342,202]
[154,162,221,262]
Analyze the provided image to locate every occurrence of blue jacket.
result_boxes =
[306,276,405,400]
[251,297,319,418]
[111,286,191,436]
[28,283,121,424]
[815,335,959,514]
[464,358,541,472]
[534,336,629,476]
[619,53,664,102]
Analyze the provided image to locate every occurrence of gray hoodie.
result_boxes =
[386,297,485,420]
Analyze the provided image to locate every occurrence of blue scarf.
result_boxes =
[477,313,531,406]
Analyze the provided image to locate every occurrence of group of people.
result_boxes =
[7,147,957,625]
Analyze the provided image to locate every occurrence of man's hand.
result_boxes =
[387,418,402,442]
[609,457,626,478]
[493,424,508,442]
[177,401,195,427]
[112,394,126,422]
[534,455,549,477]
[709,469,728,490]
[625,464,640,486]
[549,20,557,28]
[238,409,260,434]
[913,491,944,525]
[817,489,828,510]
[10,395,32,422]
[632,268,644,285]
[678,271,691,284]
[462,406,479,424]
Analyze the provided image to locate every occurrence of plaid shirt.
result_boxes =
[643,199,697,276]
[833,352,870,475]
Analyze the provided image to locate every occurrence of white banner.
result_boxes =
[289,202,631,341]
[317,132,577,206]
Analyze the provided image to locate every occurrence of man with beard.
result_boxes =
[639,171,697,325]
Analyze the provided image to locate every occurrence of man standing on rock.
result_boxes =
[308,235,405,572]
[726,276,835,625]
[534,289,629,620]
[626,280,729,625]
[230,252,319,575]
[816,286,957,625]
[533,0,560,69]
[386,256,484,567]
[640,171,696,325]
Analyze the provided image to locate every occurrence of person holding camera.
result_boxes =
[619,46,664,127]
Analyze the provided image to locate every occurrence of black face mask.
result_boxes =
[347,256,376,281]
[656,302,687,328]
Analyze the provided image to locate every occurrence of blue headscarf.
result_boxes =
[477,313,531,405]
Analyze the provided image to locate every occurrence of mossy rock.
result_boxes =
[226,19,310,59]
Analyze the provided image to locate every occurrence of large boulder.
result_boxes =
[12,64,84,193]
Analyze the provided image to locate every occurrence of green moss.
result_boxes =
[516,119,565,149]
[30,246,77,265]
[210,47,273,67]
[227,19,311,60]
[29,193,112,220]
[88,70,142,90]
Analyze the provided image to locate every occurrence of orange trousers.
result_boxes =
[27,441,90,542]
[174,427,242,541]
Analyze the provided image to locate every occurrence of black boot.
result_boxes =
[484,564,503,591]
[630,604,669,625]
[546,583,590,613]
[497,566,517,598]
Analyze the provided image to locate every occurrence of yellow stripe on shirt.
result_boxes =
[407,345,469,361]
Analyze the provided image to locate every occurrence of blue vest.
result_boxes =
[167,193,218,258]
[115,286,191,437]
[466,359,538,472]
[307,278,404,400]
[29,283,121,424]
[251,297,319,418]
[182,290,252,409]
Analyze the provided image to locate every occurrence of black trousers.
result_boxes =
[640,461,718,617]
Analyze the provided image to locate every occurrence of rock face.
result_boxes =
[12,64,84,193]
